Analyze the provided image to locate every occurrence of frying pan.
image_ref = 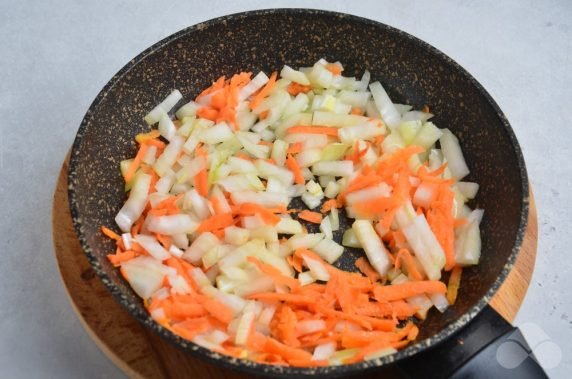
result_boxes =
[68,9,546,378]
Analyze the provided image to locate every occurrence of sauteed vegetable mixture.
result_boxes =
[103,59,483,366]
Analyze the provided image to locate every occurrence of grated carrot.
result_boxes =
[250,71,277,110]
[297,210,323,224]
[285,154,305,185]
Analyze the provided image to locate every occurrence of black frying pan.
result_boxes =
[68,9,545,378]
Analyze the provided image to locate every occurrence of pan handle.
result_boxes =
[397,304,549,379]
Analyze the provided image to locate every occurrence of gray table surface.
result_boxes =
[1,0,570,378]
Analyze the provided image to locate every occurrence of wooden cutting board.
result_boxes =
[52,156,538,379]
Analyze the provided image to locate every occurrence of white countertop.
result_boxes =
[1,0,570,377]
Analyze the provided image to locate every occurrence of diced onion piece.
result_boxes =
[121,257,166,299]
[242,215,265,229]
[254,159,294,186]
[275,219,303,235]
[346,183,392,205]
[280,65,310,85]
[175,101,199,120]
[234,276,275,297]
[429,292,449,313]
[121,233,133,250]
[271,139,288,166]
[313,342,337,361]
[324,181,341,198]
[227,156,257,174]
[235,302,257,346]
[153,136,185,177]
[338,90,370,108]
[412,122,442,149]
[401,110,433,122]
[342,229,361,248]
[302,255,330,281]
[312,161,353,177]
[183,232,220,264]
[296,149,322,168]
[440,129,470,180]
[455,219,481,266]
[352,220,392,276]
[168,275,192,295]
[236,132,270,159]
[198,122,233,144]
[301,193,322,209]
[135,235,171,261]
[382,131,405,155]
[319,216,333,239]
[329,207,340,231]
[144,89,183,125]
[288,233,324,250]
[230,191,289,208]
[142,145,157,165]
[456,182,479,199]
[115,173,151,232]
[250,226,278,243]
[218,174,264,192]
[298,271,316,286]
[239,71,269,101]
[369,81,401,129]
[313,238,344,264]
[338,121,385,143]
[224,226,250,245]
[158,113,176,141]
[147,214,198,235]
[402,214,446,280]
[312,111,368,127]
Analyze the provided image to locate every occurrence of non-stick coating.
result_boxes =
[68,9,528,377]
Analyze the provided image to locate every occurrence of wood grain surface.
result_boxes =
[52,157,538,379]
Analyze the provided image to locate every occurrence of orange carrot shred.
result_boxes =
[101,226,121,241]
[250,71,277,110]
[124,144,149,183]
[325,63,343,75]
[285,154,305,185]
[446,266,463,305]
[320,199,341,213]
[355,257,381,283]
[287,82,312,96]
[197,213,234,233]
[107,250,136,266]
[286,142,303,155]
[297,210,323,224]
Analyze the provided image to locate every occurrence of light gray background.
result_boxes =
[1,0,570,378]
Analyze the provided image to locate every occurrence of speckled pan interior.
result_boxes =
[68,9,528,377]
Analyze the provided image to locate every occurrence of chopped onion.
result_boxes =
[115,173,151,232]
[311,161,353,177]
[121,257,166,299]
[135,235,170,261]
[440,129,470,179]
[147,214,198,235]
[353,220,392,276]
[369,81,401,129]
[313,238,344,264]
[183,232,220,265]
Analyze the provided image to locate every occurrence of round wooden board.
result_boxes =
[52,156,538,379]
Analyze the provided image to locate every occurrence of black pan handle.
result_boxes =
[397,304,548,379]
